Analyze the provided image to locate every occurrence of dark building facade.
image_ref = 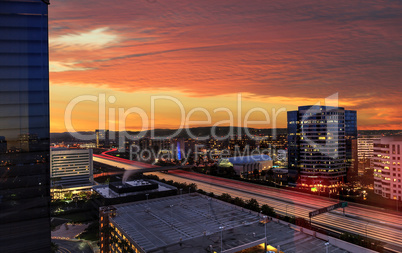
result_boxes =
[96,129,110,148]
[0,0,51,252]
[287,106,357,192]
[345,110,358,183]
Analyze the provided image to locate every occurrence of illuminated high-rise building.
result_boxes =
[358,135,381,160]
[96,129,110,148]
[0,0,51,252]
[287,106,357,192]
[50,148,94,188]
[373,136,402,200]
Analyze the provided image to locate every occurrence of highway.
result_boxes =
[94,151,402,252]
[93,148,157,170]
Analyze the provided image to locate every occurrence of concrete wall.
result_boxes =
[328,237,378,253]
[266,216,378,253]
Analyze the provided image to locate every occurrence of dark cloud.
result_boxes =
[49,0,402,129]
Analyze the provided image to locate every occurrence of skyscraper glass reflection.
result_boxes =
[0,0,51,252]
[287,106,357,192]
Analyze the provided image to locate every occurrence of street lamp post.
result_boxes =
[263,215,267,252]
[219,226,224,253]
[325,242,329,253]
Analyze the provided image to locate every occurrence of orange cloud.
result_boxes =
[49,0,402,131]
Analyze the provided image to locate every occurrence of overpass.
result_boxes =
[93,149,191,173]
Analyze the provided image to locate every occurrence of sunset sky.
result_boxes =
[49,0,402,133]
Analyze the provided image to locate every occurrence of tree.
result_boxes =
[253,169,260,178]
[197,189,206,195]
[266,169,274,183]
[219,193,233,203]
[245,198,260,212]
[226,166,236,177]
[261,204,276,217]
[50,242,59,253]
[294,217,310,229]
[64,191,73,200]
[188,183,197,192]
[232,197,245,207]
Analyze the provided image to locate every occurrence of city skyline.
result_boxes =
[2,1,402,253]
[49,0,402,132]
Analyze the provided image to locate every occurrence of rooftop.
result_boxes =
[94,180,175,199]
[227,155,272,164]
[110,194,348,253]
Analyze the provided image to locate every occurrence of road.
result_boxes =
[93,148,157,170]
[94,151,402,252]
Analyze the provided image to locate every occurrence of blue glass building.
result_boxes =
[287,106,357,191]
[0,0,51,252]
[345,110,358,182]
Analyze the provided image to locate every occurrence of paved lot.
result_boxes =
[52,224,89,240]
[52,239,93,253]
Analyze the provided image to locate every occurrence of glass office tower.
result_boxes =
[0,0,51,252]
[345,110,358,183]
[287,106,357,192]
[287,110,299,184]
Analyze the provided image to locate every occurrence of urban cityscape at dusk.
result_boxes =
[1,1,401,253]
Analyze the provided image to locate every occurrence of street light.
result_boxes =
[263,215,267,252]
[325,242,329,253]
[219,226,225,253]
